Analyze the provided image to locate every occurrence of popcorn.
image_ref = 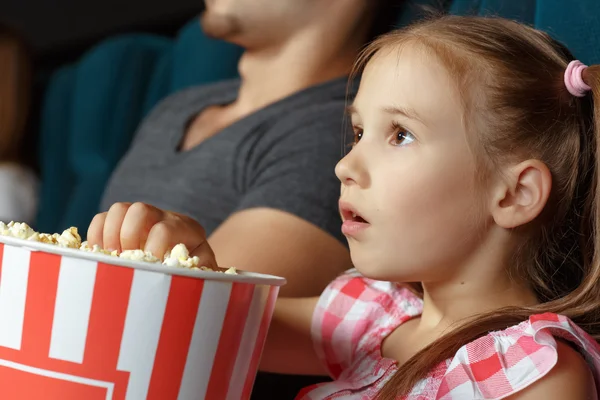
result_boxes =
[57,227,82,249]
[79,241,94,251]
[28,233,56,245]
[0,222,8,236]
[163,257,181,268]
[169,243,189,260]
[7,222,36,240]
[193,265,237,274]
[120,249,161,264]
[0,222,237,274]
[27,232,40,242]
[163,244,200,268]
[80,241,116,256]
[39,233,60,245]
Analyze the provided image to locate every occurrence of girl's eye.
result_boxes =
[390,125,415,146]
[352,129,363,146]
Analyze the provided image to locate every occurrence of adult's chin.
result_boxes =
[200,11,242,40]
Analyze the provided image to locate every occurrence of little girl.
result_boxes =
[91,16,600,399]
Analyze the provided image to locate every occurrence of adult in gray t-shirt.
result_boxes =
[95,0,399,301]
[102,77,348,246]
[93,1,401,398]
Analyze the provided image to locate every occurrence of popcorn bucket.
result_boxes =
[0,236,285,400]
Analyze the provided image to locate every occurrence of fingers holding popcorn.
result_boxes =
[1,207,233,274]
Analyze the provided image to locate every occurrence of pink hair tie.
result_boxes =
[564,60,591,97]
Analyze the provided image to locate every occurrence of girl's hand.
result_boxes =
[87,202,217,269]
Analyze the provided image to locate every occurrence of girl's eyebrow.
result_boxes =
[345,104,429,127]
[382,105,429,127]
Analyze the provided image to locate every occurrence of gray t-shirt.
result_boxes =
[101,77,351,243]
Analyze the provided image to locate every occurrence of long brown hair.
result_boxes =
[349,16,600,399]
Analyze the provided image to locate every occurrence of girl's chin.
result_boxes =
[352,260,418,283]
[354,264,395,281]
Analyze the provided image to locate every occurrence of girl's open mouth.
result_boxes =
[339,201,370,236]
[350,213,367,223]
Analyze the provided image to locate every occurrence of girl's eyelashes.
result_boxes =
[351,127,363,147]
[389,122,416,146]
[349,122,416,147]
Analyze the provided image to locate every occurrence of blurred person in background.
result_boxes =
[100,0,400,296]
[95,1,400,396]
[0,24,38,225]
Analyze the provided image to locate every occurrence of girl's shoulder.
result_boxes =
[315,268,423,328]
[436,313,600,399]
[311,269,423,379]
[305,272,600,399]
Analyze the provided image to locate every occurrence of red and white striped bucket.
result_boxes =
[0,237,285,400]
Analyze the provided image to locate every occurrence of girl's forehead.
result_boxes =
[355,44,463,127]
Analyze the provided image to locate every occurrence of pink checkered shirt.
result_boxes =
[297,269,600,399]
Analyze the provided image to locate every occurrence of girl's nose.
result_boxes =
[335,145,369,188]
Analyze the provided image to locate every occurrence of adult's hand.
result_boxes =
[87,202,217,269]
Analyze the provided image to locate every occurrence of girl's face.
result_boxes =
[336,46,487,282]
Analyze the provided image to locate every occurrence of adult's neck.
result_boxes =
[232,30,359,114]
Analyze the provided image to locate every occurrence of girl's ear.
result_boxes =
[490,160,552,229]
